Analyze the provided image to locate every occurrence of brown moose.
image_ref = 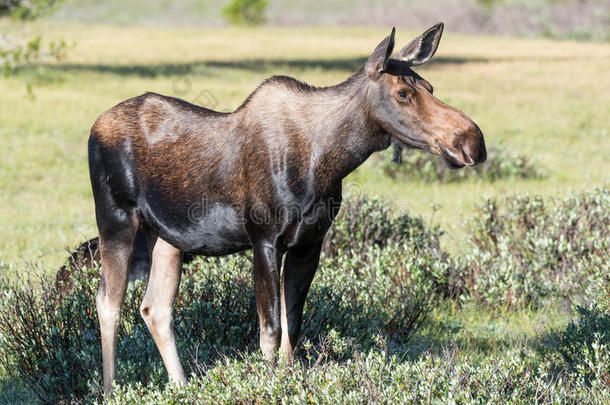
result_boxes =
[88,24,486,393]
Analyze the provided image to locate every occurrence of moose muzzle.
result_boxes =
[440,125,487,169]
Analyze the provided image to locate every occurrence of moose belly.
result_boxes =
[140,196,251,255]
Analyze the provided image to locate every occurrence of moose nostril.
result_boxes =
[460,128,486,165]
[460,146,475,166]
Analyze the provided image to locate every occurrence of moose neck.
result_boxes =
[239,69,389,191]
[311,71,389,180]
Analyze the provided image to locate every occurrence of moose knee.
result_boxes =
[140,304,174,335]
[139,304,150,319]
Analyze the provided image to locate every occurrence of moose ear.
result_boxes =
[393,23,444,66]
[365,27,395,80]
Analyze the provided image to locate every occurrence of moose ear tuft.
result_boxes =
[364,27,396,80]
[393,22,444,67]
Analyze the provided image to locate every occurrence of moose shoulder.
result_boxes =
[89,23,486,393]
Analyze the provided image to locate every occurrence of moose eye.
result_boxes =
[397,89,410,102]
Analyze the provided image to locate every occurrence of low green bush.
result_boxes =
[381,142,544,183]
[462,187,609,308]
[324,196,464,300]
[107,334,610,404]
[1,191,608,402]
[0,266,103,402]
[0,198,438,402]
[304,244,435,351]
[325,194,443,255]
[538,304,610,383]
[222,0,267,26]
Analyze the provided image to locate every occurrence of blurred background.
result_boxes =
[0,0,609,269]
[50,0,610,39]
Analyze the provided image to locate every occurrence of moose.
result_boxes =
[89,23,486,393]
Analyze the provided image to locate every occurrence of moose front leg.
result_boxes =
[280,241,323,360]
[252,242,283,357]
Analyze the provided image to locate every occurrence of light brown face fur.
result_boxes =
[378,69,486,168]
[363,24,486,169]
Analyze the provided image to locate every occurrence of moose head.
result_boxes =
[365,24,487,168]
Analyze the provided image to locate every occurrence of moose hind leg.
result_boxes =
[139,237,186,383]
[97,216,139,394]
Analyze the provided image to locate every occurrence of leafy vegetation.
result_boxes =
[0,198,436,402]
[379,143,544,183]
[324,195,444,255]
[0,0,64,20]
[0,35,67,76]
[463,187,609,308]
[222,0,267,26]
[106,340,610,404]
[0,0,67,76]
[1,191,608,403]
[537,304,610,383]
[325,196,463,300]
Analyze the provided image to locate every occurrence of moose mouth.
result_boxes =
[392,136,475,170]
[439,144,470,170]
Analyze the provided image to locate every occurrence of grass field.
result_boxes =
[1,21,608,270]
[0,18,609,403]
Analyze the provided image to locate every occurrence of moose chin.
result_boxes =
[88,23,486,393]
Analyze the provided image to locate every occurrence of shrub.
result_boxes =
[222,0,267,26]
[463,187,609,308]
[303,244,435,353]
[324,195,443,256]
[0,196,439,402]
[107,339,610,404]
[1,0,68,76]
[382,142,544,183]
[0,0,63,20]
[0,266,102,402]
[3,191,607,401]
[324,196,465,299]
[538,304,610,383]
[0,256,259,402]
